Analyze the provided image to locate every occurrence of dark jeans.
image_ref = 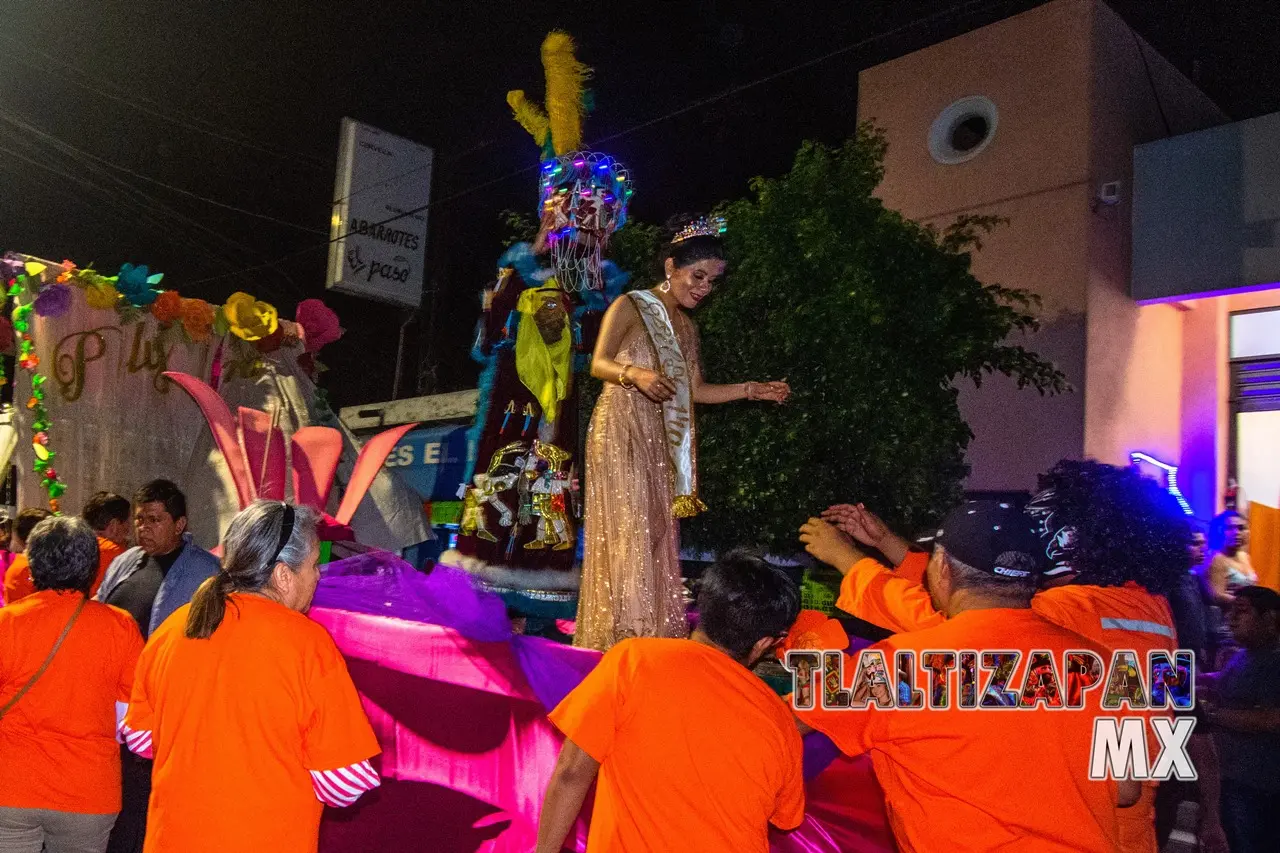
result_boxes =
[104,748,150,853]
[1220,779,1280,853]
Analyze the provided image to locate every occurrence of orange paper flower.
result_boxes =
[776,610,849,660]
[151,290,182,323]
[179,298,216,342]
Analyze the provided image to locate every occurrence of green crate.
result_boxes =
[800,565,842,615]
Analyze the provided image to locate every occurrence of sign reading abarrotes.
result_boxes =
[327,118,434,307]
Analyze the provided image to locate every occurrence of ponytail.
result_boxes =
[185,572,233,639]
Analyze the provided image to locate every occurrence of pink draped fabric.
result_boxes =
[313,559,895,852]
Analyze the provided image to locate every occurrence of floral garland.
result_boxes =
[0,253,344,513]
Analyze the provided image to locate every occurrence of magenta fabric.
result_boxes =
[314,557,895,853]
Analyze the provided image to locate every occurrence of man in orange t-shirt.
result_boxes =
[797,501,1133,852]
[4,496,128,604]
[82,491,132,594]
[807,461,1204,853]
[2,508,52,605]
[0,516,143,847]
[539,550,805,853]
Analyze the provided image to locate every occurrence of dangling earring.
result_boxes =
[660,276,672,293]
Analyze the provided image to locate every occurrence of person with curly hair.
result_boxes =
[799,460,1225,853]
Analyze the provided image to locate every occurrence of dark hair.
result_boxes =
[82,491,131,531]
[663,213,726,270]
[696,549,800,658]
[186,501,319,639]
[1208,510,1246,552]
[27,516,99,594]
[942,550,1038,601]
[1032,460,1192,598]
[1235,585,1280,620]
[14,508,53,543]
[133,479,187,522]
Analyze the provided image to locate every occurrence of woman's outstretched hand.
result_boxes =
[748,380,791,404]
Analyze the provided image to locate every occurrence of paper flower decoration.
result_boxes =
[180,298,216,342]
[776,610,850,660]
[33,284,73,318]
[56,260,76,283]
[223,292,278,342]
[254,325,284,354]
[84,281,121,311]
[296,299,343,352]
[115,263,163,307]
[0,254,22,281]
[151,290,182,324]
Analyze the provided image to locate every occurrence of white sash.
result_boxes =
[629,290,705,518]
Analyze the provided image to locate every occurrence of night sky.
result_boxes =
[3,0,1277,409]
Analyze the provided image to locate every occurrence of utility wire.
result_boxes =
[181,0,1016,288]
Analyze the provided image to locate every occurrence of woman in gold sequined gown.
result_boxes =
[573,219,791,651]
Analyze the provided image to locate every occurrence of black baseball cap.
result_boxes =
[932,500,1044,580]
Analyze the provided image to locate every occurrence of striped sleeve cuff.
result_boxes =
[119,721,154,759]
[310,759,381,808]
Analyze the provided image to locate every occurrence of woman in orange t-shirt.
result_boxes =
[0,516,143,852]
[123,502,380,853]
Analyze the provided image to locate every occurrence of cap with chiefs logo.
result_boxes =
[931,500,1045,579]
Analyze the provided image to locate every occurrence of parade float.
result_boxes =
[0,251,429,552]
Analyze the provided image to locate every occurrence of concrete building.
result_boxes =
[857,0,1280,519]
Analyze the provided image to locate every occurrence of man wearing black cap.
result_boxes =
[795,501,1135,853]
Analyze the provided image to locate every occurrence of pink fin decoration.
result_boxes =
[238,407,287,501]
[292,426,343,512]
[335,423,419,525]
[163,372,255,509]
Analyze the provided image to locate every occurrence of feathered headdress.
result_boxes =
[507,31,590,158]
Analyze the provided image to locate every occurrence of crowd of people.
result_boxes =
[0,482,379,852]
[541,460,1280,853]
[0,473,1276,853]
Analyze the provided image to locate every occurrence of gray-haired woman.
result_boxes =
[121,502,380,853]
[0,516,143,853]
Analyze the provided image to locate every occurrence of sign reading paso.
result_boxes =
[784,647,1199,782]
[327,118,434,307]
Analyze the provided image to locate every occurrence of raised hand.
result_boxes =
[821,503,888,546]
[799,518,866,574]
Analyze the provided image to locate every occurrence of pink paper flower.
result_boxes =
[296,299,343,352]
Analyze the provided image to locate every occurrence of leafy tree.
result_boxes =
[685,124,1067,555]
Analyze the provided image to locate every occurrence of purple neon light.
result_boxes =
[1135,280,1280,307]
[1129,452,1195,515]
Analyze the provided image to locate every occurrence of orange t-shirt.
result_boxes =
[3,538,124,605]
[836,562,1175,853]
[549,638,804,853]
[798,609,1119,853]
[127,594,379,853]
[0,591,143,813]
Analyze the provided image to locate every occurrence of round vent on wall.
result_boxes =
[928,96,999,165]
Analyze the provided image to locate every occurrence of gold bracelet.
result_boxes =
[619,366,636,389]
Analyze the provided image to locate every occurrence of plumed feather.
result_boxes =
[507,90,551,147]
[541,31,590,155]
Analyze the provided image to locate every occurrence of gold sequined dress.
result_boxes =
[574,319,698,651]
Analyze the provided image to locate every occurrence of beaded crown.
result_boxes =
[671,216,727,244]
